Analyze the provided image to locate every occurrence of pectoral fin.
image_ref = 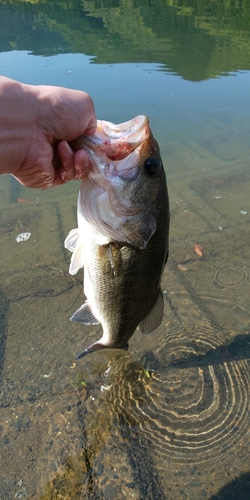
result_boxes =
[139,289,164,334]
[69,245,84,275]
[106,244,117,277]
[65,228,84,275]
[70,302,100,325]
[64,228,79,252]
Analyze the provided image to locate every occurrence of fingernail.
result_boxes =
[75,165,83,180]
[61,169,69,182]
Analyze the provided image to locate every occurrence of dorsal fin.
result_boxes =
[139,289,164,334]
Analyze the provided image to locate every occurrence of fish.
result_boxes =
[65,115,169,359]
[0,226,13,234]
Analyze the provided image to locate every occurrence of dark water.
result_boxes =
[0,1,250,499]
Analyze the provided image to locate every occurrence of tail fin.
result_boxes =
[75,341,128,360]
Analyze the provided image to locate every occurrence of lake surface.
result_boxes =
[0,1,250,499]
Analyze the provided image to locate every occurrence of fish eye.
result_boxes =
[144,157,160,177]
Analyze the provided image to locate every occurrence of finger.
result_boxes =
[57,140,75,182]
[57,141,91,184]
[74,149,91,179]
[84,124,97,136]
[40,87,97,142]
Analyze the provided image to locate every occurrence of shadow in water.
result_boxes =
[172,334,250,369]
[210,472,250,500]
[0,289,9,379]
[37,356,166,499]
[9,175,21,203]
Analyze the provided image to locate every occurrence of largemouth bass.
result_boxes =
[65,115,169,359]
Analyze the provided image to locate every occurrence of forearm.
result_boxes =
[0,76,38,175]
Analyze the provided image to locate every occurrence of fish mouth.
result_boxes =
[83,115,150,160]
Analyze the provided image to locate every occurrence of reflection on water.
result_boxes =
[1,0,250,79]
[0,0,250,499]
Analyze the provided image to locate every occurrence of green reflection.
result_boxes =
[0,0,250,80]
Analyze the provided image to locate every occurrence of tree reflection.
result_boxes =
[1,0,250,80]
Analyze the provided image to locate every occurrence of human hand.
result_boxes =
[0,77,96,189]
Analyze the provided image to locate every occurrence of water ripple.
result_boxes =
[212,264,249,290]
[87,320,250,466]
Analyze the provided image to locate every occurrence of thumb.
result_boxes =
[38,85,97,143]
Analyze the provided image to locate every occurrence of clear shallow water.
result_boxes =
[0,1,250,499]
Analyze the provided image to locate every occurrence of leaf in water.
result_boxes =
[194,244,203,257]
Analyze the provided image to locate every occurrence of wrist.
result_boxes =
[0,77,39,175]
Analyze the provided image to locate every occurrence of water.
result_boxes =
[0,1,250,499]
